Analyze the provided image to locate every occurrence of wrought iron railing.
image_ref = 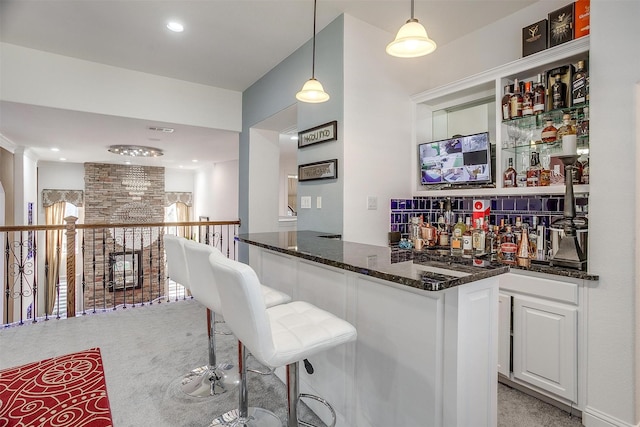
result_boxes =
[1,220,240,327]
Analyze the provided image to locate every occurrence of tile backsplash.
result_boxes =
[390,193,588,238]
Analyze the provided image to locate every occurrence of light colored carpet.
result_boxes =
[1,299,583,427]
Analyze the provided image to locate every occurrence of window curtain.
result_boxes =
[44,201,66,314]
[175,202,192,238]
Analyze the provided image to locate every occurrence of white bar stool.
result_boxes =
[208,254,357,427]
[165,234,227,398]
[183,240,292,408]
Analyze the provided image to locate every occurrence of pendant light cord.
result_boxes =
[410,0,414,19]
[311,0,317,79]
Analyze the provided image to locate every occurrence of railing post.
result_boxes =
[65,216,78,318]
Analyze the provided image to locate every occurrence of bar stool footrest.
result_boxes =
[297,393,336,427]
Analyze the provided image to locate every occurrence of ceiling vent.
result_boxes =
[148,126,174,133]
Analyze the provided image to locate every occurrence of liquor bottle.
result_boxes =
[541,119,558,144]
[578,106,590,138]
[528,217,539,258]
[551,72,567,110]
[522,81,534,116]
[462,217,473,257]
[485,225,499,256]
[513,216,523,243]
[516,223,532,268]
[502,84,513,121]
[580,154,590,184]
[533,74,546,115]
[472,218,486,256]
[510,79,523,119]
[572,60,588,105]
[503,158,517,187]
[450,217,465,256]
[526,151,542,187]
[498,225,517,265]
[516,150,528,187]
[557,113,577,155]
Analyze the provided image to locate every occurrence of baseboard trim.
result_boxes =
[498,376,582,419]
[583,406,639,427]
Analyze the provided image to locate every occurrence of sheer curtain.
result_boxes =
[44,201,66,314]
[175,202,192,238]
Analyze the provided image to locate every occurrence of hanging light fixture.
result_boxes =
[386,0,437,58]
[296,0,330,103]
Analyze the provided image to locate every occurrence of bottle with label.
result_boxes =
[510,79,523,119]
[502,84,513,121]
[529,217,539,259]
[462,217,474,257]
[485,225,499,256]
[572,60,588,105]
[522,81,534,116]
[526,151,542,187]
[557,113,577,155]
[472,219,486,255]
[533,74,546,115]
[503,158,517,187]
[580,154,590,184]
[578,106,590,138]
[516,223,532,268]
[541,119,558,144]
[450,217,465,256]
[551,72,567,110]
[498,225,517,265]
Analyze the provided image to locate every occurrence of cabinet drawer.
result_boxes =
[499,272,578,304]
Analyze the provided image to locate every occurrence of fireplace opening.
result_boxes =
[109,251,143,292]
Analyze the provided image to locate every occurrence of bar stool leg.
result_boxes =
[181,309,239,397]
[287,361,337,427]
[210,341,282,427]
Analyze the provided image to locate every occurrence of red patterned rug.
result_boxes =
[0,347,113,427]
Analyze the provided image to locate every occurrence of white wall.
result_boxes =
[583,1,639,426]
[165,168,194,193]
[342,15,413,246]
[248,129,280,233]
[0,43,242,132]
[36,161,85,222]
[194,160,239,221]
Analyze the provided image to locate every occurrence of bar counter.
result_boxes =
[237,230,509,291]
[238,230,504,427]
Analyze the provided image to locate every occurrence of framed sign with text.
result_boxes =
[298,159,338,182]
[298,121,337,148]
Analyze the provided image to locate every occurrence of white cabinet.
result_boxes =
[498,271,584,410]
[497,293,511,377]
[512,296,577,401]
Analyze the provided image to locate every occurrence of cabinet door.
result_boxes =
[513,296,577,401]
[497,293,511,377]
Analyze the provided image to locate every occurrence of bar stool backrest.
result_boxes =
[164,234,190,290]
[208,254,276,366]
[184,240,224,313]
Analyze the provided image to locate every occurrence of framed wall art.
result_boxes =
[298,159,338,182]
[298,121,337,148]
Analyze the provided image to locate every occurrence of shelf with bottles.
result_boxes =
[501,103,589,151]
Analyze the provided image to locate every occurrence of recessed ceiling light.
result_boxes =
[59,157,67,161]
[192,159,198,163]
[51,147,60,152]
[166,22,184,32]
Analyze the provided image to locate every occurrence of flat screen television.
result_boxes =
[418,132,492,186]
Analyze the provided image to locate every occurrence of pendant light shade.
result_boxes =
[296,0,329,103]
[296,78,330,103]
[386,0,437,58]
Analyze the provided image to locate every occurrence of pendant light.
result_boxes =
[386,0,437,58]
[296,0,330,103]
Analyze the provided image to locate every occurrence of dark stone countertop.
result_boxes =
[236,230,509,292]
[413,248,599,281]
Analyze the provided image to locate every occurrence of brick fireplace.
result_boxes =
[83,163,165,308]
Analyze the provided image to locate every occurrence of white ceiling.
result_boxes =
[0,0,536,169]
